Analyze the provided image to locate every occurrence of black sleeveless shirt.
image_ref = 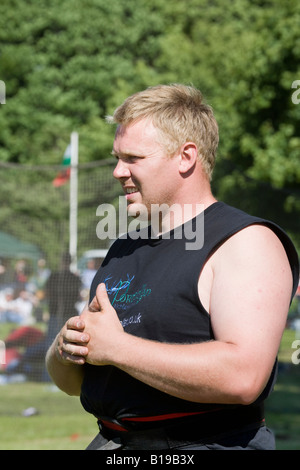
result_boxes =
[80,202,299,421]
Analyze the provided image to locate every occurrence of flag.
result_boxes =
[52,144,71,187]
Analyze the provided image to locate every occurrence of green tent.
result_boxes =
[0,231,41,260]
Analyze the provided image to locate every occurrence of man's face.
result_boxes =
[112,119,179,219]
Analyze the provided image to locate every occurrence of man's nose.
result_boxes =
[113,159,131,180]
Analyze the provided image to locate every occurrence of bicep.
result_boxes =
[209,225,293,373]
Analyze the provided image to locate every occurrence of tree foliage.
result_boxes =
[0,0,299,251]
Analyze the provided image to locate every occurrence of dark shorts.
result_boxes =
[86,425,275,451]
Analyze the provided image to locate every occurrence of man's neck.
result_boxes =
[150,194,217,237]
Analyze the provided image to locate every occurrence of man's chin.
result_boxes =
[127,202,149,221]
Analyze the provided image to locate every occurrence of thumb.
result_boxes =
[88,283,110,312]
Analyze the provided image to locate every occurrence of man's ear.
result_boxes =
[178,142,198,175]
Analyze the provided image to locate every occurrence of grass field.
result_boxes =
[266,367,300,450]
[0,383,96,450]
[0,328,299,450]
[264,328,300,450]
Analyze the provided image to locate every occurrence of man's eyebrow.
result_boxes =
[111,149,125,158]
[111,149,144,159]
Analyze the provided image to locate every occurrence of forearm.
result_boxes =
[108,334,261,405]
[45,336,84,396]
[82,283,273,406]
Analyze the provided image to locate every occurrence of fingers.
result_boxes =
[66,316,85,331]
[60,339,88,364]
[88,283,110,313]
[62,341,89,362]
[64,329,89,346]
[88,296,100,312]
[59,316,89,364]
[60,285,112,364]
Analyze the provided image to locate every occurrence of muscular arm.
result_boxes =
[63,225,294,404]
[108,225,292,405]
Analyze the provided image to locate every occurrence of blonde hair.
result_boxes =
[106,84,219,180]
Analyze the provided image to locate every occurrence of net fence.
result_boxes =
[0,157,299,384]
[0,157,121,383]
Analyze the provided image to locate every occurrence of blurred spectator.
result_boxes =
[75,288,90,315]
[1,326,45,380]
[5,325,44,348]
[0,288,34,324]
[13,289,35,325]
[45,253,81,346]
[27,258,51,299]
[0,288,18,323]
[0,260,14,286]
[2,254,81,381]
[14,260,30,288]
[80,258,97,290]
[0,259,6,282]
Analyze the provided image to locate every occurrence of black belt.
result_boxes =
[96,404,265,450]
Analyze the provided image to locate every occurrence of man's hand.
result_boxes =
[54,316,90,365]
[46,314,89,395]
[53,283,123,367]
[80,283,125,366]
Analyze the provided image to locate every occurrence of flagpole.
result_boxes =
[69,131,78,273]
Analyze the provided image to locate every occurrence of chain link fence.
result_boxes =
[0,157,120,382]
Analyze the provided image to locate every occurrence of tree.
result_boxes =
[0,0,299,255]
[0,0,165,165]
[155,0,300,247]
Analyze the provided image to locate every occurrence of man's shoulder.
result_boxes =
[218,222,282,253]
[210,223,293,286]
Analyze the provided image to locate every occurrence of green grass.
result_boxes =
[0,322,96,449]
[264,329,300,450]
[265,366,300,450]
[0,382,96,450]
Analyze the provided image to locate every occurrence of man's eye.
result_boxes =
[124,156,142,163]
[129,156,140,162]
[113,154,144,163]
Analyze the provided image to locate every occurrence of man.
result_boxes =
[45,253,81,346]
[46,84,299,450]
